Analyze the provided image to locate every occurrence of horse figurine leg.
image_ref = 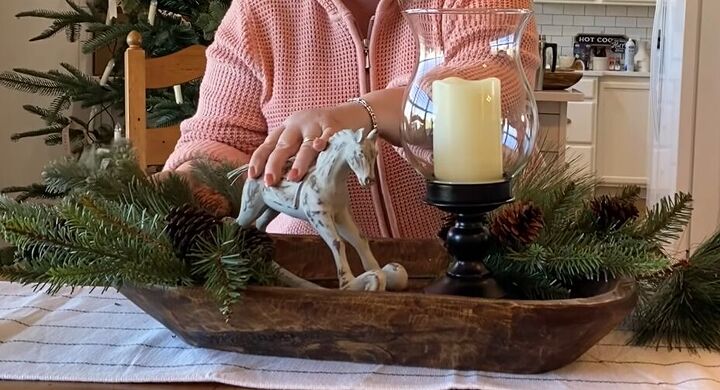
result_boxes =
[305,209,385,291]
[336,209,408,291]
[237,179,280,232]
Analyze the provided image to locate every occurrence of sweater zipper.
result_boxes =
[360,15,375,93]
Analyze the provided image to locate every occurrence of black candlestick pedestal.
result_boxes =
[424,180,513,298]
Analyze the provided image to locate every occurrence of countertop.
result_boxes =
[535,89,584,102]
[581,70,651,78]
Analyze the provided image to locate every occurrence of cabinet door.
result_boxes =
[596,81,650,186]
[566,101,595,144]
[566,145,593,177]
[539,114,561,153]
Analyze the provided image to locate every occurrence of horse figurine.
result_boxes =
[236,128,408,292]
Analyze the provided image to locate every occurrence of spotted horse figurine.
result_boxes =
[236,128,408,292]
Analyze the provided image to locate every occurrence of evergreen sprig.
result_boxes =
[631,229,720,351]
[630,192,693,246]
[0,196,192,294]
[16,0,101,42]
[192,223,261,317]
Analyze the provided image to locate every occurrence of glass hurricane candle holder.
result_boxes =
[399,2,538,297]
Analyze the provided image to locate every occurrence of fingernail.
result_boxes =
[289,168,299,181]
[248,166,256,178]
[264,173,275,186]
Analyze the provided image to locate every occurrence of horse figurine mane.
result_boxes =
[237,128,407,292]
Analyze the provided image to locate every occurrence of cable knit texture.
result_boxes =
[166,0,538,238]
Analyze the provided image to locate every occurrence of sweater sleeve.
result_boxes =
[164,2,267,171]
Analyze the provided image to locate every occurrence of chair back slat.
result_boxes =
[145,45,207,89]
[124,31,206,169]
[146,125,182,166]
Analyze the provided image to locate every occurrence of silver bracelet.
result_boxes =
[348,97,378,133]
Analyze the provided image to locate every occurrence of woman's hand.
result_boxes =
[248,102,370,186]
[248,87,406,186]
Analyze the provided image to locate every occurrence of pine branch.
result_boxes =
[191,223,253,317]
[189,160,244,216]
[0,70,64,95]
[11,126,66,142]
[147,99,197,128]
[120,175,196,217]
[16,1,99,42]
[1,184,62,203]
[0,196,192,292]
[631,193,693,245]
[82,23,136,54]
[42,156,93,195]
[513,153,595,212]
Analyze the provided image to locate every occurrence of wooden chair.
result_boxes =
[124,31,207,168]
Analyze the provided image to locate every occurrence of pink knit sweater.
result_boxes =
[165,0,538,238]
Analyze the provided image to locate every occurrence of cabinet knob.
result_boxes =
[567,118,573,125]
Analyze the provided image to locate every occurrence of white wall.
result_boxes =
[689,0,720,245]
[0,0,83,188]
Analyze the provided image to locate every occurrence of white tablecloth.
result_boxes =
[0,281,718,390]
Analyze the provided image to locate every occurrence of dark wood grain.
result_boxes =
[542,70,584,90]
[122,235,636,374]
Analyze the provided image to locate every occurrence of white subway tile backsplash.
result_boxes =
[637,17,654,28]
[605,27,627,35]
[553,15,574,25]
[564,4,585,15]
[616,17,637,27]
[535,4,655,56]
[625,28,647,40]
[585,5,606,16]
[543,4,564,14]
[574,16,594,26]
[595,16,616,27]
[541,25,563,36]
[563,26,583,36]
[536,14,553,25]
[627,7,649,17]
[584,26,604,34]
[605,6,628,17]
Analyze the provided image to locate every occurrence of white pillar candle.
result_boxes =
[432,77,504,183]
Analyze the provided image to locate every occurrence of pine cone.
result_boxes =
[165,204,222,259]
[437,213,456,242]
[237,226,274,262]
[589,195,639,231]
[490,202,544,249]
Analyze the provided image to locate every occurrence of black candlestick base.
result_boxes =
[424,180,513,298]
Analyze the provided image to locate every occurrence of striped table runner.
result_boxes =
[0,281,718,390]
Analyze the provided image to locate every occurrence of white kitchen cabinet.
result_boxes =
[595,80,650,186]
[535,0,656,5]
[566,101,595,144]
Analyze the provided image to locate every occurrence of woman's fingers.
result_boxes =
[248,127,282,178]
[289,125,328,181]
[264,130,302,186]
[313,126,336,152]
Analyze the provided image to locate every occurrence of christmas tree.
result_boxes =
[0,0,227,155]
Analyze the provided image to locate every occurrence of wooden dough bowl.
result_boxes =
[543,69,584,90]
[121,235,636,374]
